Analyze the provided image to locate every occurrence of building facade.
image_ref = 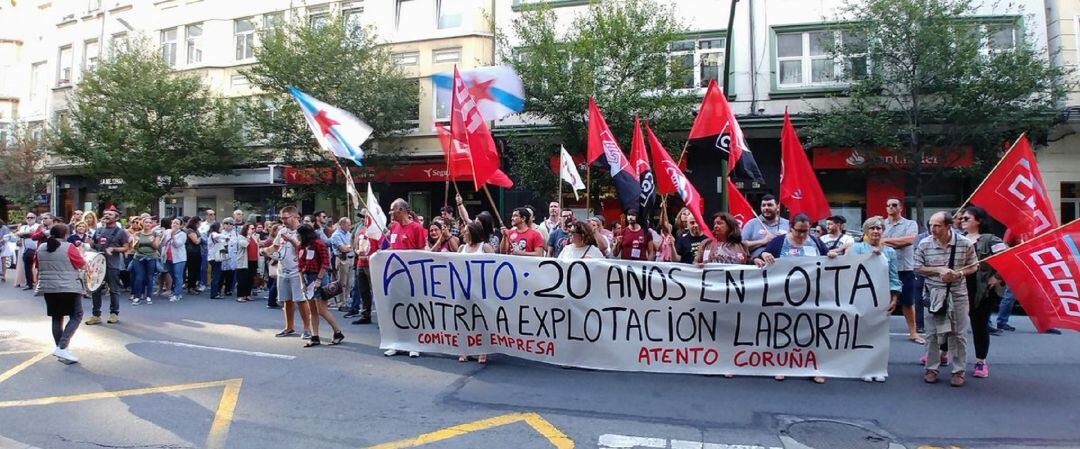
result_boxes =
[0,0,497,221]
[1044,0,1080,225]
[497,0,1051,226]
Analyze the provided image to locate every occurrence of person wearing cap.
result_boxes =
[820,215,855,255]
[86,207,129,325]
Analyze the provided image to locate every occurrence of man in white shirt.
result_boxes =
[539,201,561,243]
[820,215,855,254]
[16,212,41,290]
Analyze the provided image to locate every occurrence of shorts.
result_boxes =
[898,270,916,307]
[277,273,307,302]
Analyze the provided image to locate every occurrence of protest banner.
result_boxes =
[371,251,890,378]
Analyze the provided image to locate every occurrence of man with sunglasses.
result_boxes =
[882,198,924,345]
[546,210,575,257]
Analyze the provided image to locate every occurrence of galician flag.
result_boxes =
[559,145,585,200]
[289,87,373,165]
[433,65,526,121]
[365,183,388,241]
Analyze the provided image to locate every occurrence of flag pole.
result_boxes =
[585,163,592,213]
[558,150,564,213]
[483,184,506,228]
[954,218,1079,273]
[956,133,1026,213]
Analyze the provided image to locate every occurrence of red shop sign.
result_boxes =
[812,147,974,169]
[284,167,336,185]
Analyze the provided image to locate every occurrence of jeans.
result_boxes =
[91,267,122,316]
[131,257,157,299]
[351,266,372,318]
[166,260,186,297]
[22,247,35,287]
[267,276,278,306]
[997,286,1016,327]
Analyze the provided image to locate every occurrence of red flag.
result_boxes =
[630,116,657,224]
[780,110,831,221]
[969,135,1057,238]
[646,121,714,241]
[629,115,651,180]
[437,123,513,188]
[986,219,1080,332]
[587,98,641,213]
[728,180,757,229]
[687,79,764,183]
[450,66,502,190]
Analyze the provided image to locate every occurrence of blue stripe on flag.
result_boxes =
[431,75,525,112]
[1064,235,1080,260]
[327,126,365,166]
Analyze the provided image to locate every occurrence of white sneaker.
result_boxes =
[408,351,420,358]
[168,295,178,302]
[384,349,399,357]
[861,376,873,382]
[55,348,79,363]
[52,346,62,358]
[874,375,887,382]
[132,298,141,305]
[146,298,153,305]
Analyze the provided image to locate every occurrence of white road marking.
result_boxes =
[146,340,295,360]
[599,434,781,449]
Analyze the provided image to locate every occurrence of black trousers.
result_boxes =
[185,251,201,290]
[970,296,996,360]
[91,268,122,316]
[351,266,373,318]
[236,266,255,297]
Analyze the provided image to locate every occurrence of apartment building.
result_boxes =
[497,0,1049,224]
[0,0,496,220]
[1044,0,1080,225]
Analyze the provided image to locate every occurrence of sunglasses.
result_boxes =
[886,203,900,207]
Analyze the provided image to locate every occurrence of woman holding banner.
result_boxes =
[850,216,902,382]
[959,206,1005,379]
[695,213,749,266]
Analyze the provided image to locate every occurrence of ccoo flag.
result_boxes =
[985,219,1080,332]
[587,98,641,213]
[433,65,526,121]
[969,135,1057,239]
[645,121,714,241]
[289,87,373,165]
[780,109,831,221]
[687,80,764,183]
[559,145,586,200]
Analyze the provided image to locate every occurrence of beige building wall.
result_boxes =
[1043,0,1080,224]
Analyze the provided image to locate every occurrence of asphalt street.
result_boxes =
[0,280,1078,449]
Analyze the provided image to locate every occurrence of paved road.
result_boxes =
[0,281,1077,449]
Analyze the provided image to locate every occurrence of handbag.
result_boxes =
[927,236,958,317]
[317,280,343,299]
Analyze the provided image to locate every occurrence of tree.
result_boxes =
[500,0,696,197]
[51,41,245,211]
[0,123,48,208]
[242,13,419,170]
[805,0,1070,227]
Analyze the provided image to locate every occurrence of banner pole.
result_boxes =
[585,163,592,214]
[956,133,1026,213]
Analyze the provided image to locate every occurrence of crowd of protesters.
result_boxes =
[6,193,1046,383]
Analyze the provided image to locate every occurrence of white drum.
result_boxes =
[83,250,107,292]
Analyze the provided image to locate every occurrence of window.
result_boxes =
[186,23,203,63]
[235,17,256,60]
[83,39,99,71]
[669,36,725,89]
[0,123,13,147]
[985,24,1016,52]
[437,0,462,29]
[391,51,419,67]
[775,29,865,88]
[57,45,73,86]
[396,0,422,31]
[405,78,420,127]
[29,62,46,101]
[1062,182,1080,224]
[308,6,329,30]
[110,32,128,56]
[263,12,284,38]
[434,78,450,122]
[160,27,178,67]
[343,5,363,39]
[230,74,249,87]
[433,47,461,64]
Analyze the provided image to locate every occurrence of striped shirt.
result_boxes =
[914,231,978,300]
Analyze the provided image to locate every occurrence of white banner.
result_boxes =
[371,251,890,378]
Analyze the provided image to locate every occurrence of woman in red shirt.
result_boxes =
[297,224,344,347]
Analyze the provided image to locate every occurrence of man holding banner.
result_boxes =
[916,212,978,387]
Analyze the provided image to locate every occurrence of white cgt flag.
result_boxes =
[365,183,388,240]
[560,145,585,200]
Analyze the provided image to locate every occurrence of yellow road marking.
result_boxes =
[366,412,573,449]
[0,372,244,449]
[0,351,50,385]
